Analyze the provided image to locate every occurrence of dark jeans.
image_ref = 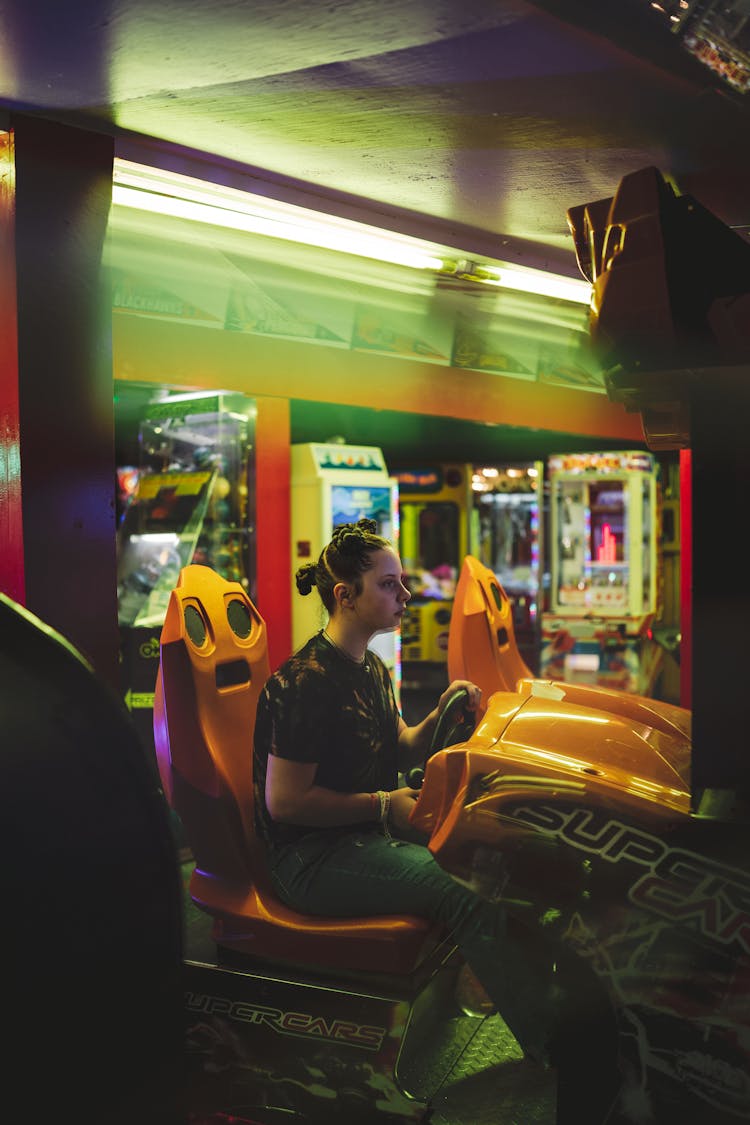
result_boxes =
[268,826,554,1063]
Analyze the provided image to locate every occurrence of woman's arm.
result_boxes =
[265,756,421,836]
[265,755,381,827]
[397,679,482,769]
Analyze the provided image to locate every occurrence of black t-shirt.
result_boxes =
[253,632,401,850]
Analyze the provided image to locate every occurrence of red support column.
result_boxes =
[0,128,24,606]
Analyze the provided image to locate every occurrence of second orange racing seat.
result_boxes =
[447,555,533,712]
[448,555,691,747]
[153,564,441,975]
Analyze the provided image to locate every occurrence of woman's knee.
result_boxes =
[439,885,507,940]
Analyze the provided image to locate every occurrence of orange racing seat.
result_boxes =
[447,554,533,712]
[154,564,439,975]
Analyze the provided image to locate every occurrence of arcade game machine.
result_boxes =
[117,390,256,758]
[395,464,470,686]
[540,449,662,695]
[397,462,545,683]
[291,442,401,696]
[470,462,544,673]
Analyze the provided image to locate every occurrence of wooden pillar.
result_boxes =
[0,114,118,687]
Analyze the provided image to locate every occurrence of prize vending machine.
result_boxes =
[541,450,662,695]
[291,443,401,697]
[117,390,257,759]
[470,463,544,673]
[395,464,471,676]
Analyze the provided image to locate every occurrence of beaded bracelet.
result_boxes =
[376,789,392,840]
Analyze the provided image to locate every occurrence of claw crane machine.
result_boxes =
[541,450,662,695]
[471,462,544,672]
[291,443,401,699]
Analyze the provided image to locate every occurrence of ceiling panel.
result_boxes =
[2,0,747,279]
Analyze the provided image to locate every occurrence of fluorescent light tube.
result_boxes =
[112,162,444,271]
[112,159,592,303]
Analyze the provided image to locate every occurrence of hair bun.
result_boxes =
[295,563,317,596]
[331,518,377,556]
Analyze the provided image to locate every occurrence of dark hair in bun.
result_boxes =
[294,518,391,613]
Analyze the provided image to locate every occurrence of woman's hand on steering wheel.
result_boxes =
[431,680,481,755]
[436,680,482,723]
[405,680,481,789]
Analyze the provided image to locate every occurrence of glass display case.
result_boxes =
[116,389,256,757]
[117,391,257,628]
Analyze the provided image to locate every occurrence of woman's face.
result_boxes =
[350,547,411,634]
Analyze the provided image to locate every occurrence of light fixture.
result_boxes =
[112,160,444,272]
[450,260,592,305]
[111,159,592,305]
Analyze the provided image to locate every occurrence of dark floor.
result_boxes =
[180,860,557,1125]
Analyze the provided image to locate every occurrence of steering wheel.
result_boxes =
[405,686,476,788]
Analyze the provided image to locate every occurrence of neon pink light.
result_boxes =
[597,523,617,563]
